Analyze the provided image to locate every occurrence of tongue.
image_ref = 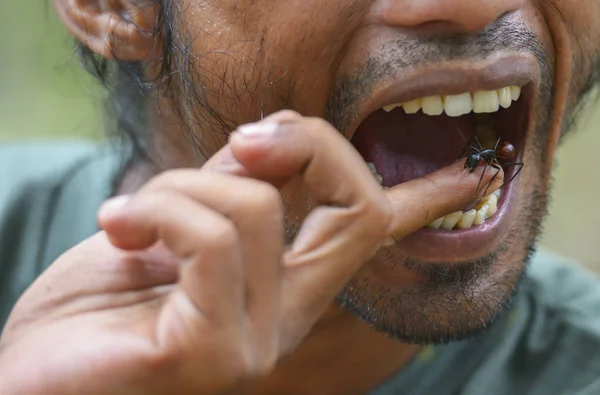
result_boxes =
[351,109,476,187]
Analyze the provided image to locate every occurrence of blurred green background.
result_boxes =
[2,3,599,272]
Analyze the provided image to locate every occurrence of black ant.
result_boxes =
[458,135,524,196]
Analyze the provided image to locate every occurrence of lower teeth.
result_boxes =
[427,190,500,230]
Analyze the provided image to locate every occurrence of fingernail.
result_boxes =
[236,121,279,138]
[99,195,131,219]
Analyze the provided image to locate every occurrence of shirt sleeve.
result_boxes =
[0,141,99,328]
[486,250,600,395]
[578,377,600,395]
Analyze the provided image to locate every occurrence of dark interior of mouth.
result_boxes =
[351,100,528,188]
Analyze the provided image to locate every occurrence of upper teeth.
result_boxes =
[382,85,521,117]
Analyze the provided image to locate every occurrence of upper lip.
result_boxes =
[344,54,540,140]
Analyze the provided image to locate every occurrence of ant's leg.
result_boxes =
[498,162,524,189]
[454,121,469,145]
[493,137,501,153]
[484,163,502,196]
[473,136,484,150]
[475,162,489,196]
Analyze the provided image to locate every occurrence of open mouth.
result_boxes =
[351,82,530,237]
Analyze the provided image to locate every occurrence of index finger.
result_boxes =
[385,159,504,241]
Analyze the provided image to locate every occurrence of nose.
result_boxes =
[379,0,523,34]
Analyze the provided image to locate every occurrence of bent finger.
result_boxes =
[135,171,284,359]
[98,191,245,325]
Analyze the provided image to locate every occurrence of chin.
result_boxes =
[335,179,550,345]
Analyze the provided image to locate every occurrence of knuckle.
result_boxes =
[210,221,239,250]
[371,202,393,234]
[133,189,176,211]
[142,349,181,378]
[257,341,279,376]
[362,195,393,237]
[272,109,303,121]
[130,349,188,391]
[243,182,283,214]
[215,338,252,379]
[148,169,182,188]
[253,355,278,378]
[143,169,194,194]
[307,117,336,134]
[241,341,279,379]
[210,340,253,382]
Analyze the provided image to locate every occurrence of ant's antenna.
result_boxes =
[453,121,468,145]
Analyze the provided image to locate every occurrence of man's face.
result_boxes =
[161,0,600,343]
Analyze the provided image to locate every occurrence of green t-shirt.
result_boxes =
[1,142,600,394]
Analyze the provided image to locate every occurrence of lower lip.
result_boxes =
[389,174,519,262]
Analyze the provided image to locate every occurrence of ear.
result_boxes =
[53,0,160,61]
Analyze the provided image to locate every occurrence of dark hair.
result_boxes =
[77,0,177,164]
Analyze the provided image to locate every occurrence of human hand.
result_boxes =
[0,111,502,395]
